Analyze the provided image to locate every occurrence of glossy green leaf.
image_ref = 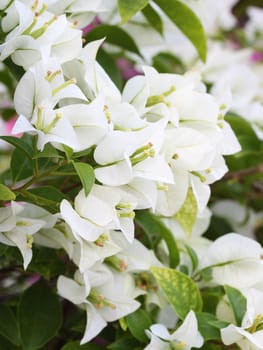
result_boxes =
[151,266,202,319]
[118,0,149,23]
[11,148,33,183]
[125,309,152,342]
[0,335,20,350]
[154,0,207,61]
[196,312,229,342]
[175,188,198,236]
[224,285,247,327]
[34,144,62,159]
[84,25,141,57]
[0,136,33,159]
[0,304,20,345]
[142,4,163,35]
[18,280,62,350]
[135,210,180,268]
[0,184,16,201]
[73,162,95,196]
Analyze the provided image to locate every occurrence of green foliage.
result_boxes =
[61,341,103,350]
[196,312,228,341]
[135,210,180,267]
[224,285,247,327]
[151,266,203,319]
[0,183,16,200]
[142,4,163,35]
[175,188,198,236]
[73,162,95,197]
[18,280,62,350]
[125,309,152,342]
[0,304,20,345]
[84,25,142,57]
[153,0,207,61]
[118,0,149,23]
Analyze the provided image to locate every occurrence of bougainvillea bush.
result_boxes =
[0,1,263,349]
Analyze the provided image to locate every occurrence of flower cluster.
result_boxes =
[0,1,263,349]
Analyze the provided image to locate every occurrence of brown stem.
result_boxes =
[222,163,263,181]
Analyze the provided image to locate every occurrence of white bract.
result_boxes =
[0,202,57,268]
[199,233,263,288]
[144,310,204,350]
[57,267,140,344]
[220,288,263,350]
[0,0,82,69]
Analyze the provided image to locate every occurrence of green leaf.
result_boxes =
[118,0,149,23]
[0,136,34,160]
[125,309,152,342]
[11,148,33,183]
[61,341,102,350]
[196,312,222,341]
[175,188,198,236]
[73,162,95,196]
[224,285,247,327]
[18,280,62,350]
[135,210,180,268]
[3,57,25,81]
[28,185,68,203]
[142,4,163,35]
[34,144,62,159]
[152,51,185,74]
[0,304,20,345]
[0,335,20,350]
[97,48,122,89]
[153,0,207,61]
[184,244,198,272]
[151,266,202,319]
[108,337,140,350]
[84,25,142,57]
[0,184,16,201]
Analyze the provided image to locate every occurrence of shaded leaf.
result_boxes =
[135,210,179,268]
[84,25,141,57]
[0,304,20,345]
[18,280,62,350]
[125,309,152,342]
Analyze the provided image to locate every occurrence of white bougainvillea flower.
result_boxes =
[211,199,263,239]
[199,233,263,288]
[0,0,82,69]
[61,184,139,243]
[63,39,121,105]
[48,0,111,28]
[57,267,140,344]
[144,310,204,350]
[221,288,263,350]
[12,57,88,150]
[94,118,173,187]
[0,202,56,269]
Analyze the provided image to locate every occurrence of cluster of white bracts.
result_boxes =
[1,1,263,348]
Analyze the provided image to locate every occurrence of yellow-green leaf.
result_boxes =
[118,0,149,24]
[175,188,197,236]
[151,266,202,319]
[0,184,16,201]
